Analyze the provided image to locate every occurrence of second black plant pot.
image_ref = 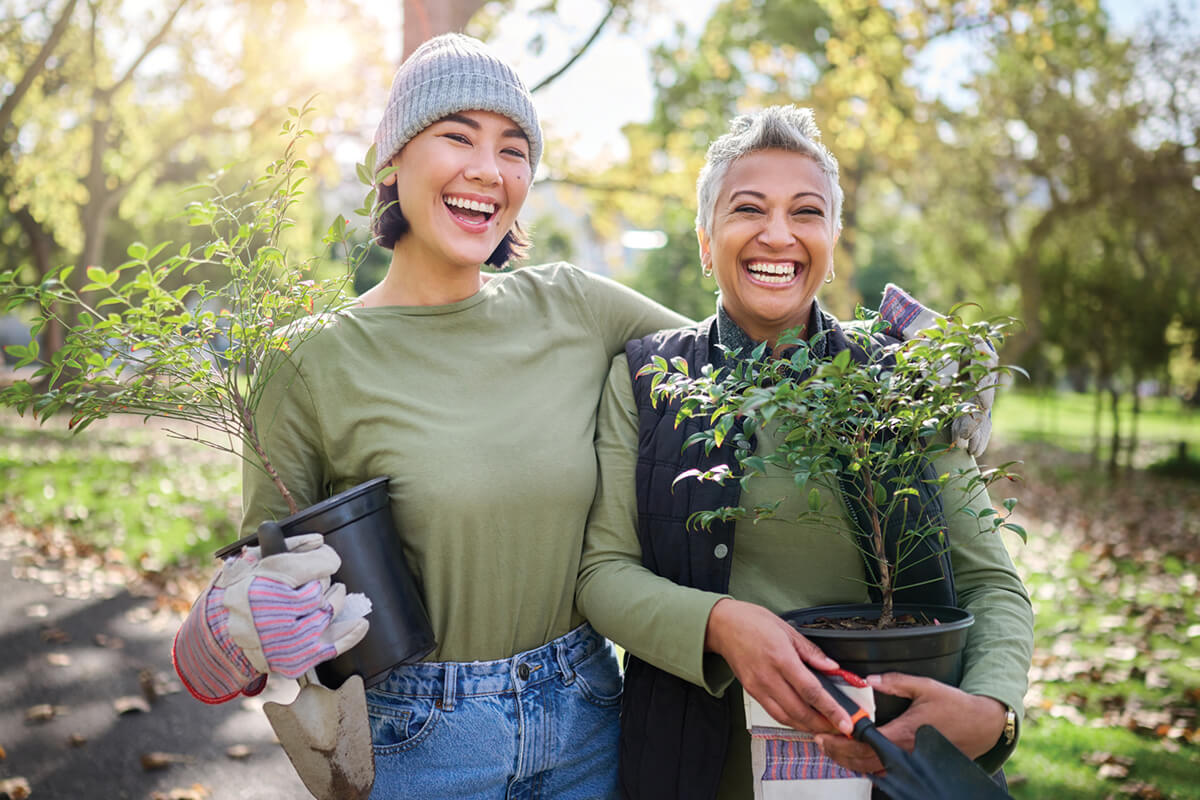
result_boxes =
[216,476,436,689]
[781,603,973,725]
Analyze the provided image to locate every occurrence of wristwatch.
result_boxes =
[1001,704,1016,746]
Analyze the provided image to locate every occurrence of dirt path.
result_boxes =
[0,524,310,800]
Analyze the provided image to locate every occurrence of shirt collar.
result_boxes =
[714,298,830,361]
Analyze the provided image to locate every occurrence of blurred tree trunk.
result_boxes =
[1108,384,1121,477]
[1127,371,1143,470]
[12,205,62,363]
[403,0,485,59]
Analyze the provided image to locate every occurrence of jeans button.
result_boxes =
[517,663,531,680]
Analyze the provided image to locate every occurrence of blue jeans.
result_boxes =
[366,623,622,799]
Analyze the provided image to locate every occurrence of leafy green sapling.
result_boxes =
[0,103,382,517]
[640,310,1026,629]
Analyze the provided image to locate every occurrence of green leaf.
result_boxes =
[127,241,148,260]
[873,482,887,506]
[808,487,821,511]
[1001,522,1027,542]
[713,414,734,447]
[741,455,766,476]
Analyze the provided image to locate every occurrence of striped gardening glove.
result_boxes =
[879,283,997,457]
[172,533,370,704]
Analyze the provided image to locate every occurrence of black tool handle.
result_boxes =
[814,670,876,741]
[257,521,288,557]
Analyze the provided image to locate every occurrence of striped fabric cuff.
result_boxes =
[172,591,266,704]
[879,283,924,336]
[758,735,861,781]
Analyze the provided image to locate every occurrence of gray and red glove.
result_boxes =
[879,283,997,457]
[172,533,370,704]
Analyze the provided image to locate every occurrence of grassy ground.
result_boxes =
[993,389,1200,467]
[0,411,241,569]
[3,390,1199,797]
[990,391,1200,799]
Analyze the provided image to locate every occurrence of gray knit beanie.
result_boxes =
[373,33,542,176]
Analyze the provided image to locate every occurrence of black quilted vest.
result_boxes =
[618,315,956,800]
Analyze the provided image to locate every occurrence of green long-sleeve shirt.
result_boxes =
[577,351,1034,798]
[241,262,688,662]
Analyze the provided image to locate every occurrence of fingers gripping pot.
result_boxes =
[217,477,436,688]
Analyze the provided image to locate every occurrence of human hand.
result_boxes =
[813,672,1007,774]
[215,533,370,679]
[879,283,997,456]
[704,598,852,736]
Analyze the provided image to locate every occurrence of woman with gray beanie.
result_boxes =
[172,33,976,798]
[175,32,688,798]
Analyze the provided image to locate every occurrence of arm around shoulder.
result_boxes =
[570,265,693,355]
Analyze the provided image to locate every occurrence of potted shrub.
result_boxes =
[0,104,434,687]
[640,311,1025,723]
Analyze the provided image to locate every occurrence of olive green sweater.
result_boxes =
[241,262,687,662]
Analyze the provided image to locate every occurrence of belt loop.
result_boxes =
[555,641,575,685]
[441,662,457,712]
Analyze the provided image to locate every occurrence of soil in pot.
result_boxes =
[782,603,973,725]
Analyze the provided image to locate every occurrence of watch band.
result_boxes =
[1002,705,1016,746]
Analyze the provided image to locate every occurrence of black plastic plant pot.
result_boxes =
[781,603,973,725]
[215,477,436,689]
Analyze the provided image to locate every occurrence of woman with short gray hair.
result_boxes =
[578,105,1032,799]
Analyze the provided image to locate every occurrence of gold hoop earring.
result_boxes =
[702,263,713,278]
[824,269,835,284]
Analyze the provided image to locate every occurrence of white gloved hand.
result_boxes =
[216,533,370,678]
[880,283,997,457]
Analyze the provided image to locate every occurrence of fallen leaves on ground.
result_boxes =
[150,784,210,800]
[0,777,31,800]
[93,632,124,649]
[1112,781,1169,799]
[996,442,1200,750]
[39,625,69,643]
[140,751,193,771]
[114,695,151,715]
[24,703,65,723]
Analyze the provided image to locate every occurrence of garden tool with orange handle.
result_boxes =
[814,669,1013,800]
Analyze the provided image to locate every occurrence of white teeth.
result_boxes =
[746,262,796,283]
[445,196,496,214]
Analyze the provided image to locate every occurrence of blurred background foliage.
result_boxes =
[2,0,1197,469]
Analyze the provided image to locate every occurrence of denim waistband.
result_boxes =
[367,623,608,709]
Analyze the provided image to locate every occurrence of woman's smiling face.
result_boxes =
[701,148,838,343]
[385,109,532,270]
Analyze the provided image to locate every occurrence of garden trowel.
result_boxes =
[814,670,1012,800]
[259,523,375,800]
